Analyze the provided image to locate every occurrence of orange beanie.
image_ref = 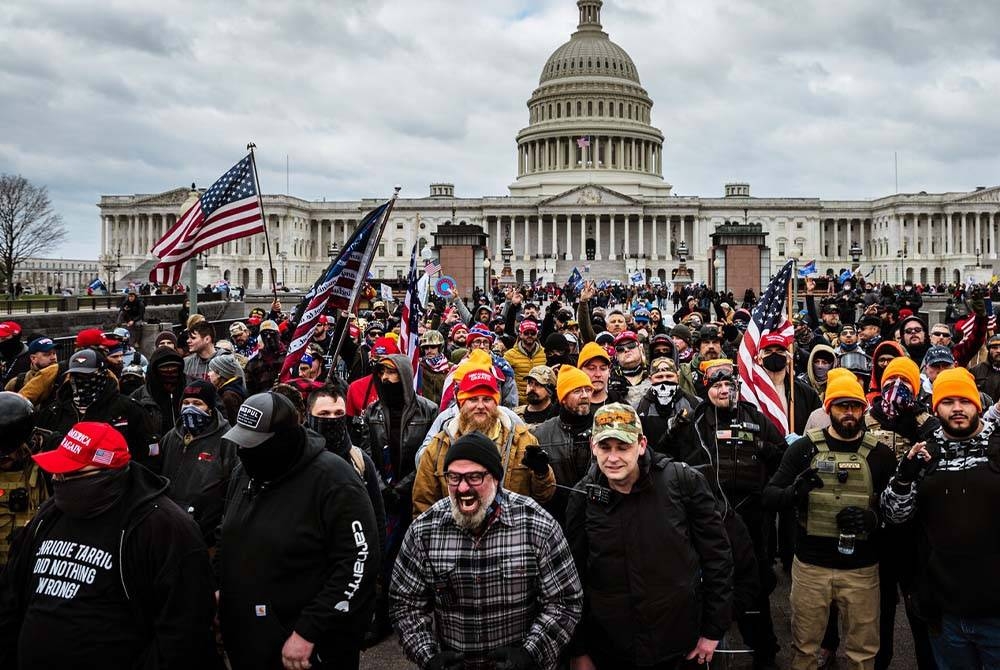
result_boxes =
[932,367,982,412]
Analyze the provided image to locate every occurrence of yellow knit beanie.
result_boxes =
[556,365,593,402]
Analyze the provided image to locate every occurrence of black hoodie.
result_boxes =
[131,347,186,438]
[218,430,381,666]
[0,463,219,669]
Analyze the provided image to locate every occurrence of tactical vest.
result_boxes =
[803,429,877,539]
[864,411,930,459]
[715,425,766,494]
[0,452,48,567]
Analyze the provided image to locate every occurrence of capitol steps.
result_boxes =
[554,259,628,284]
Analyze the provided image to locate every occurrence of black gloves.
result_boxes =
[522,446,551,477]
[791,467,824,504]
[488,647,536,670]
[426,651,465,670]
[897,452,928,483]
[836,506,877,535]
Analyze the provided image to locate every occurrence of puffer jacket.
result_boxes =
[504,341,547,404]
[566,453,733,666]
[412,410,556,519]
[362,354,438,521]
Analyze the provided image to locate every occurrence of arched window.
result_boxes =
[588,101,593,116]
[598,101,603,115]
[577,101,582,115]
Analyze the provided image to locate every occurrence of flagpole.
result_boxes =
[327,187,401,378]
[247,142,278,303]
[788,257,797,434]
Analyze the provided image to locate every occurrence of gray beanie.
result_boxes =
[209,354,244,381]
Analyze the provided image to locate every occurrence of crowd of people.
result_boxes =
[0,273,998,670]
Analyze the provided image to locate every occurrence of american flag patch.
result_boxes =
[92,449,114,465]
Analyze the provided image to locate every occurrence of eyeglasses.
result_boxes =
[615,342,639,353]
[930,332,951,338]
[903,327,924,335]
[443,471,489,486]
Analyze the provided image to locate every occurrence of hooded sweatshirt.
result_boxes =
[1,463,218,669]
[867,341,908,403]
[131,347,186,438]
[805,344,837,400]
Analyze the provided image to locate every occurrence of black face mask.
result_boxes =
[762,353,787,372]
[261,332,281,354]
[181,405,213,436]
[71,374,106,411]
[53,467,130,519]
[379,380,404,408]
[307,415,350,453]
[238,432,301,482]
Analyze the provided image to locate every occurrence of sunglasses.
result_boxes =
[903,327,924,335]
[930,332,951,338]
[615,342,639,353]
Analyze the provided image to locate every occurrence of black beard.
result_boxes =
[831,415,863,440]
[944,416,980,439]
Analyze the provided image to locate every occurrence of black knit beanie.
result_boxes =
[444,431,503,481]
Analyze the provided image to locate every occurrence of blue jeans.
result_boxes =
[930,613,1000,669]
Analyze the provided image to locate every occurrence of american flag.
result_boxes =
[424,258,441,276]
[149,154,264,285]
[400,242,423,389]
[576,136,590,149]
[737,260,796,434]
[279,200,393,382]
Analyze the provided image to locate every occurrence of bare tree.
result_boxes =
[0,174,67,296]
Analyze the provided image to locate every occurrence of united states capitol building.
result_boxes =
[100,0,1000,293]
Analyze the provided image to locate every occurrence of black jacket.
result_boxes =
[160,411,237,544]
[361,354,437,521]
[566,454,733,666]
[0,463,219,669]
[218,430,381,668]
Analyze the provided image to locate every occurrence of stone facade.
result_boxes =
[99,1,1000,294]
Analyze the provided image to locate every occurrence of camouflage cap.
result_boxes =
[526,364,556,387]
[592,403,643,444]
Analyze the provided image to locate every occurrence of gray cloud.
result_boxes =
[1,0,999,260]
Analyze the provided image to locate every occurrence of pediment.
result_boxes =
[949,186,1000,205]
[134,187,197,207]
[539,184,641,208]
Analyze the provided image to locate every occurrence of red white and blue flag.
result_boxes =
[400,242,423,389]
[279,200,393,381]
[149,154,265,285]
[737,260,796,434]
[424,258,441,276]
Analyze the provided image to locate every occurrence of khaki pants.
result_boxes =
[790,557,880,670]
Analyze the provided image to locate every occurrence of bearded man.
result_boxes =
[411,370,555,518]
[391,432,582,670]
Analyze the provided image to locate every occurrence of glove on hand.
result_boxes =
[897,451,928,483]
[791,467,824,504]
[836,506,877,535]
[521,446,551,477]
[488,647,537,670]
[426,651,465,670]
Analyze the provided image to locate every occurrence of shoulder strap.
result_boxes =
[858,431,879,459]
[806,428,829,453]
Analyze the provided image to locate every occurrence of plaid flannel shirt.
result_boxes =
[390,490,582,670]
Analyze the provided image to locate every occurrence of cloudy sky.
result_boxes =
[3,0,999,260]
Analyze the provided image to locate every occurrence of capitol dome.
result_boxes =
[510,0,670,198]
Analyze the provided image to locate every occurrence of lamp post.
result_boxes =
[897,248,907,284]
[328,241,340,260]
[976,247,982,268]
[849,240,862,271]
[483,258,491,294]
[677,240,688,263]
[277,252,287,288]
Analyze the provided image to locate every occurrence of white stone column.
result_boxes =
[638,215,645,257]
[624,214,631,256]
[580,215,587,259]
[523,217,530,260]
[651,215,658,261]
[508,216,516,258]
[536,216,543,257]
[945,214,951,255]
[565,215,573,261]
[620,137,625,169]
[991,214,997,258]
[595,214,602,260]
[976,212,983,257]
[961,213,967,254]
[926,215,933,256]
[551,216,558,257]
[833,219,840,259]
[608,214,616,260]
